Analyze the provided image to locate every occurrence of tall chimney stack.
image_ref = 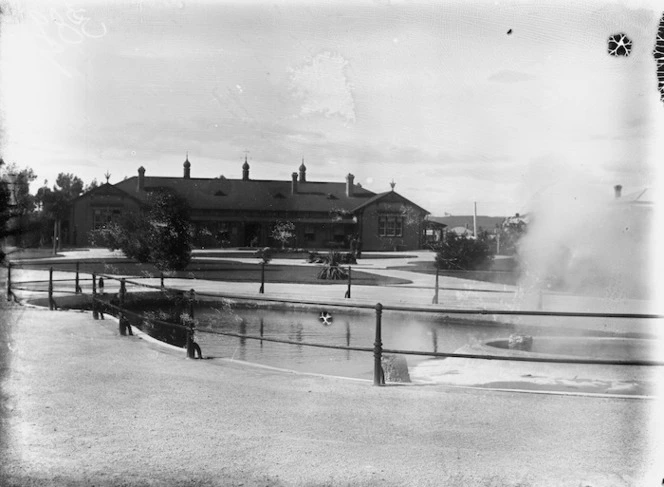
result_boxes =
[183,154,191,179]
[137,166,145,192]
[346,173,354,197]
[614,184,622,199]
[291,172,298,194]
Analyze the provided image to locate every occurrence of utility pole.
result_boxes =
[473,202,478,238]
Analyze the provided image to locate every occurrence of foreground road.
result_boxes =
[1,305,662,486]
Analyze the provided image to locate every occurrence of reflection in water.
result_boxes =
[259,317,264,349]
[432,327,438,353]
[238,319,247,361]
[345,321,351,360]
[288,322,304,352]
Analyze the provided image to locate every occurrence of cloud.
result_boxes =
[487,70,537,83]
[289,51,356,123]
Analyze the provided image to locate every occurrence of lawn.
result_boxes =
[11,258,410,287]
[392,258,519,287]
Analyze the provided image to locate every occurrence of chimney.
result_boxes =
[614,184,622,199]
[291,172,298,194]
[346,173,354,197]
[183,154,191,179]
[299,159,306,182]
[137,166,145,192]
[242,156,250,181]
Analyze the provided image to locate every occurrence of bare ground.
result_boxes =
[1,304,662,486]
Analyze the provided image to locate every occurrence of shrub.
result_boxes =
[271,221,295,249]
[434,232,494,271]
[255,247,273,264]
[308,251,356,265]
[317,250,349,280]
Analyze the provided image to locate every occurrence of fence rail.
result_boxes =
[5,262,664,386]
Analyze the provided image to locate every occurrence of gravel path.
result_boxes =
[1,304,662,486]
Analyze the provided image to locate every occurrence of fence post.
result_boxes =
[432,268,439,304]
[259,262,265,294]
[6,262,11,302]
[75,262,81,293]
[185,289,196,359]
[345,266,351,299]
[160,272,164,290]
[48,267,56,310]
[188,288,196,318]
[373,302,384,386]
[185,319,195,359]
[92,272,99,319]
[119,278,127,335]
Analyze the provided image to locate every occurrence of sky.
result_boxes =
[1,0,663,216]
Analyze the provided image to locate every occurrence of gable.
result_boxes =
[71,183,143,208]
[353,191,429,215]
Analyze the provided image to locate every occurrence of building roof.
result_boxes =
[618,187,655,206]
[428,215,505,230]
[113,176,378,214]
[70,182,144,206]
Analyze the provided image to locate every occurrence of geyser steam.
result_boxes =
[516,177,653,301]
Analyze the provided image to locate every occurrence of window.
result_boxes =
[92,208,121,230]
[333,224,346,243]
[378,215,403,237]
[304,225,315,241]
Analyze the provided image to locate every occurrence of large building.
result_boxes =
[67,157,431,251]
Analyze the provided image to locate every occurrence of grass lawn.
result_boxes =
[392,259,519,287]
[12,258,410,286]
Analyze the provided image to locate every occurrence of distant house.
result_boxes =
[610,184,654,240]
[427,215,506,237]
[67,157,430,251]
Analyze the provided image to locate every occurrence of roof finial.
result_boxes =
[390,179,396,191]
[104,171,111,183]
[186,151,189,161]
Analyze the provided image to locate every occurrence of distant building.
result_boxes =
[427,215,506,237]
[67,157,430,251]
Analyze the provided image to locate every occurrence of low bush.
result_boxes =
[433,232,494,271]
[316,250,350,280]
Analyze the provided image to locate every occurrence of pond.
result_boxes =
[121,295,647,381]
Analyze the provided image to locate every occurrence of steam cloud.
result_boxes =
[516,175,653,302]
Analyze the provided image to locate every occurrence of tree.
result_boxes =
[84,179,99,192]
[496,213,528,255]
[0,159,11,263]
[0,163,37,216]
[88,189,192,271]
[147,190,192,270]
[0,162,38,249]
[271,220,295,249]
[35,173,85,254]
[434,232,494,271]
